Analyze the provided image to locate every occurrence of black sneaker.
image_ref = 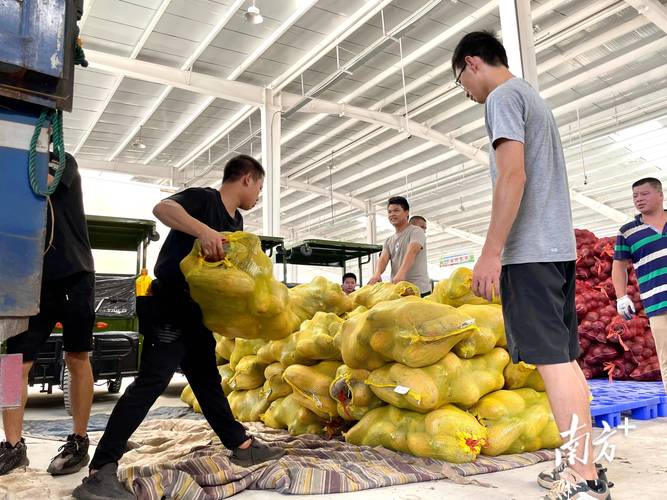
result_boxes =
[538,461,612,490]
[230,437,285,467]
[47,433,90,476]
[0,439,29,475]
[72,462,134,500]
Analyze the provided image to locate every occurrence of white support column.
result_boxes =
[366,200,378,279]
[499,0,539,90]
[261,88,281,236]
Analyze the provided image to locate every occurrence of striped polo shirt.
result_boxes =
[614,213,667,317]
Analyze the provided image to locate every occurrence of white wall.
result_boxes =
[81,173,168,275]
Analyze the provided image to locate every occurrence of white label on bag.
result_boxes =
[394,385,410,395]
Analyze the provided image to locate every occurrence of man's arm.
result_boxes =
[392,242,422,284]
[611,259,629,299]
[368,250,390,284]
[472,139,526,301]
[153,199,227,261]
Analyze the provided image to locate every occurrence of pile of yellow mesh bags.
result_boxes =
[178,233,560,463]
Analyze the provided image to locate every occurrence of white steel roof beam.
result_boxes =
[106,0,247,162]
[135,0,317,166]
[168,0,393,172]
[277,34,667,221]
[72,0,173,155]
[279,0,639,189]
[624,0,667,34]
[284,62,667,230]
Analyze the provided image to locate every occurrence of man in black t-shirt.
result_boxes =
[74,155,285,500]
[2,153,95,477]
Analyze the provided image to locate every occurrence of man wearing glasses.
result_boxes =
[451,32,611,500]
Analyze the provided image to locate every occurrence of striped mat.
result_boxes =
[117,420,554,500]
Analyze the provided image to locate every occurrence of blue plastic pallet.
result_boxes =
[588,380,666,427]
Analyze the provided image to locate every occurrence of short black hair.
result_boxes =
[632,177,662,191]
[409,215,426,224]
[342,272,357,283]
[387,196,409,211]
[222,154,265,183]
[451,31,509,74]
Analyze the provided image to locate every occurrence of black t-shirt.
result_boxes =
[44,153,95,280]
[154,187,243,289]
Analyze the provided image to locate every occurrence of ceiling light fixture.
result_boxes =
[132,126,147,150]
[245,1,263,24]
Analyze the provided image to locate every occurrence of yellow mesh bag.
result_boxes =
[470,388,562,456]
[215,337,236,365]
[181,232,299,339]
[329,364,384,421]
[289,276,353,325]
[229,355,267,391]
[339,296,477,369]
[349,281,419,309]
[367,348,510,412]
[283,360,341,420]
[257,312,343,367]
[429,268,501,307]
[229,338,267,370]
[262,362,292,403]
[452,304,507,359]
[261,394,327,435]
[503,361,546,391]
[345,404,487,463]
[218,363,234,396]
[228,387,270,422]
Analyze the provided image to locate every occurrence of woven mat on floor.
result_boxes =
[116,419,554,499]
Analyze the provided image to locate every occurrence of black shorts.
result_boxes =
[500,261,579,365]
[7,271,95,362]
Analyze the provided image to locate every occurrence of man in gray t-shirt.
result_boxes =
[451,32,608,499]
[368,196,430,295]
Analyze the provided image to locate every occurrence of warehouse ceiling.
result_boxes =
[66,0,667,264]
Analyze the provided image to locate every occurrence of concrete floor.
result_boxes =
[3,376,666,499]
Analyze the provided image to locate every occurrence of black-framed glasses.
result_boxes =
[454,63,467,90]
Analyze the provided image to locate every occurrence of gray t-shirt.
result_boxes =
[484,78,576,266]
[382,225,431,293]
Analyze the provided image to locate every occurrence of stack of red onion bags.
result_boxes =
[574,229,660,381]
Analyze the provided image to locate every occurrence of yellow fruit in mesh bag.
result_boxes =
[262,362,292,402]
[289,276,353,324]
[503,361,546,391]
[229,355,267,390]
[453,304,507,358]
[283,360,341,419]
[367,348,510,412]
[430,268,501,307]
[259,311,345,367]
[228,387,270,422]
[341,305,367,320]
[349,281,419,309]
[329,365,384,421]
[365,296,478,368]
[181,384,195,407]
[345,404,487,463]
[338,310,388,370]
[229,338,267,370]
[470,388,562,456]
[215,337,236,365]
[218,363,234,396]
[181,232,298,340]
[295,312,343,362]
[262,394,327,435]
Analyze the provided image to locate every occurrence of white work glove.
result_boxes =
[616,295,636,320]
